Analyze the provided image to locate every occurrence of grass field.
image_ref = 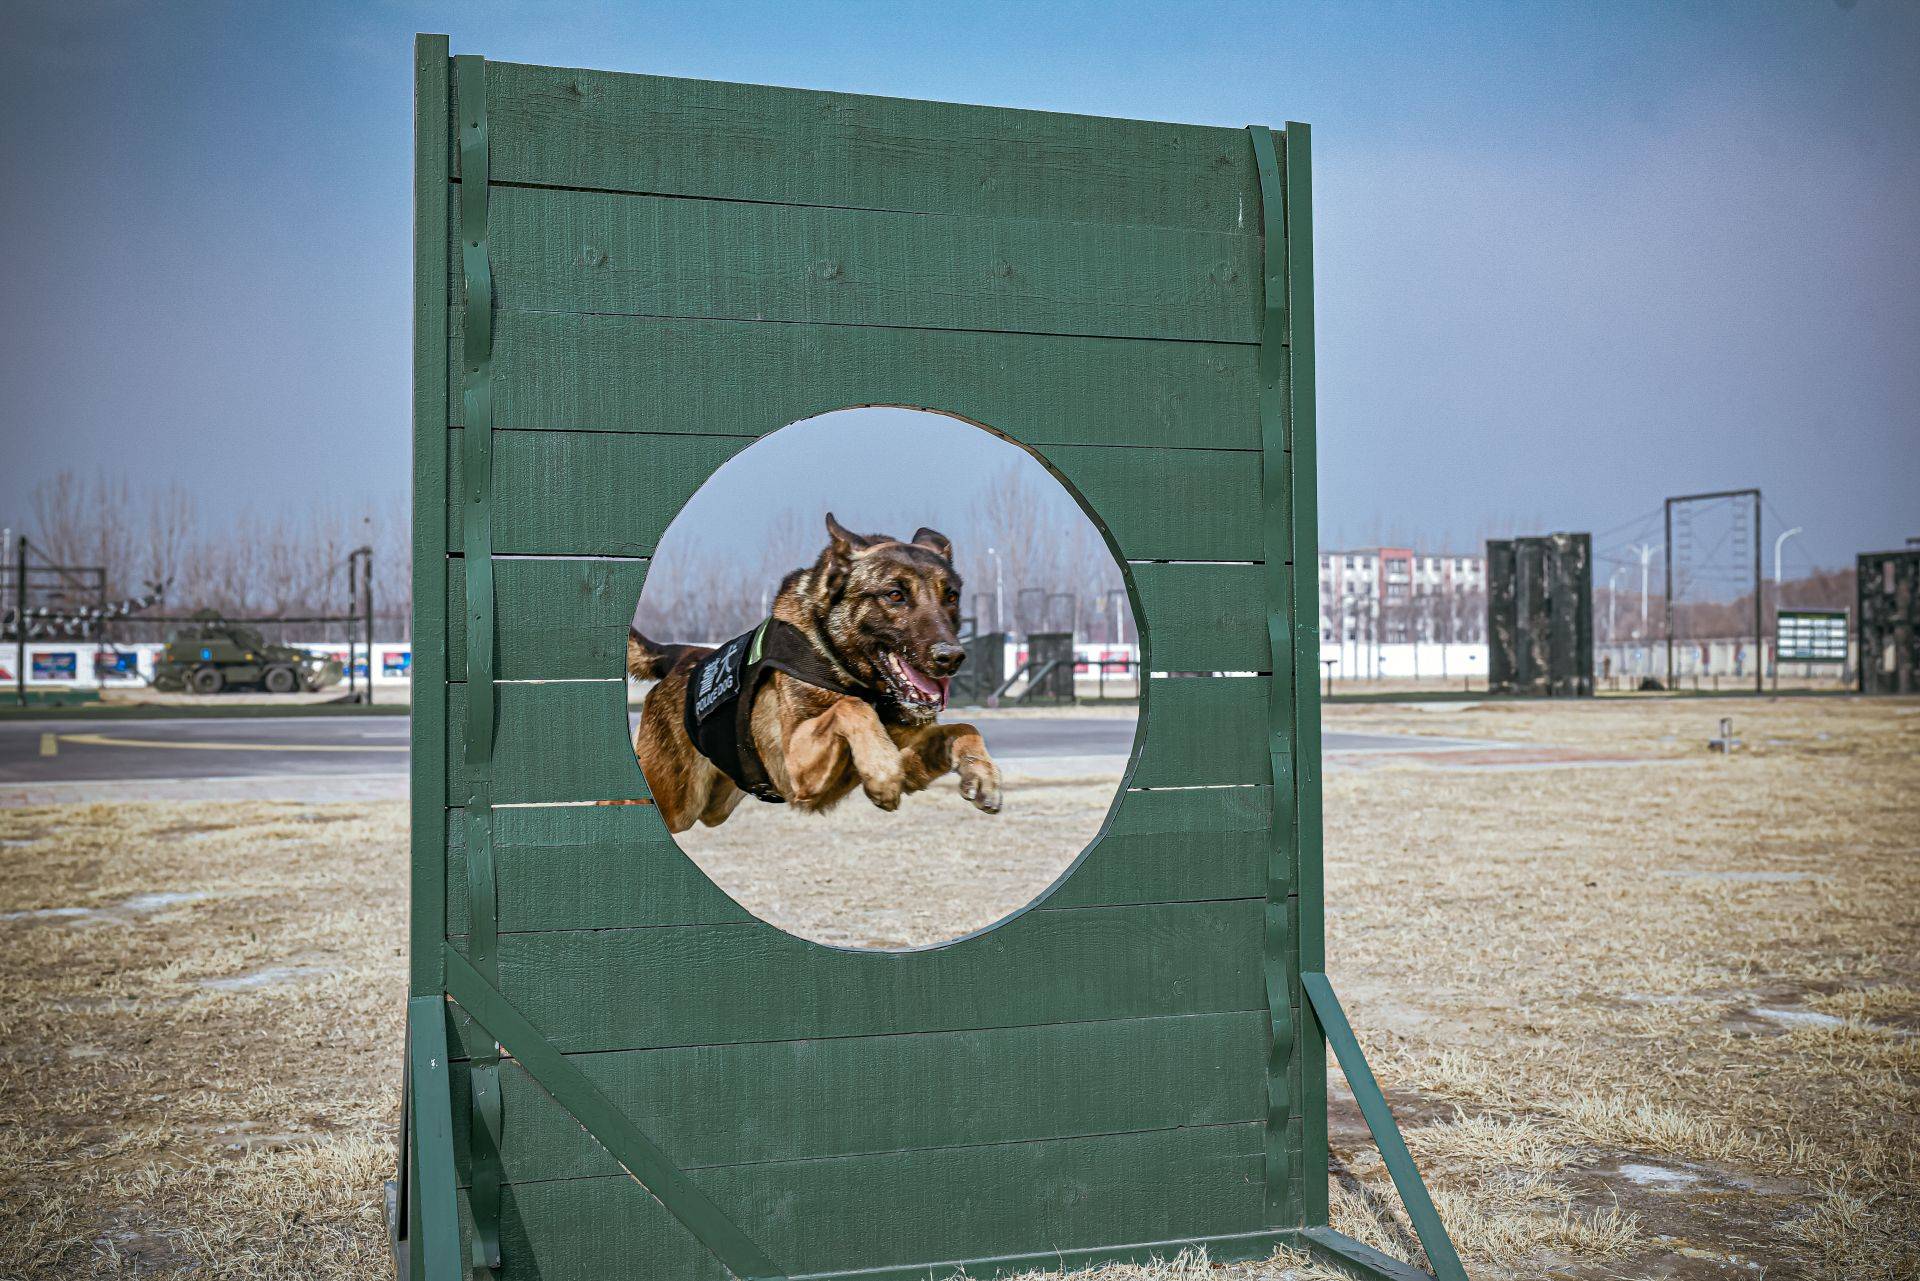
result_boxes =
[1,697,1914,1279]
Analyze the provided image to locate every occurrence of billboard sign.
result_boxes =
[1776,609,1847,663]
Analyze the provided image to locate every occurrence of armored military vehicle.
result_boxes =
[152,613,343,694]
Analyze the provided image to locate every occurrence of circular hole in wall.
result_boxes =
[626,408,1142,950]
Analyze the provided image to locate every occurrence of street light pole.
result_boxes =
[1631,541,1661,634]
[1773,527,1802,593]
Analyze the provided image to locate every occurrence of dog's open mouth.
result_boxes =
[882,650,949,712]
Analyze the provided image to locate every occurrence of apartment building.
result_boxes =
[1318,547,1486,643]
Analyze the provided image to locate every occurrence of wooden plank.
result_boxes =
[1131,562,1269,673]
[450,1011,1263,1183]
[447,556,646,681]
[478,1123,1267,1279]
[449,308,1266,451]
[444,680,644,806]
[1046,784,1269,908]
[444,675,1261,806]
[460,59,1260,234]
[1129,676,1269,789]
[409,35,452,996]
[444,429,749,558]
[454,185,1261,344]
[446,429,1261,564]
[459,559,1256,688]
[446,783,1265,936]
[447,899,1261,1057]
[447,803,750,936]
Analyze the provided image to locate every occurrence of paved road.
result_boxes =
[0,714,1494,803]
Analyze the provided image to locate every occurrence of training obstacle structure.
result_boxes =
[1486,533,1593,697]
[396,35,1466,1281]
[1858,548,1919,695]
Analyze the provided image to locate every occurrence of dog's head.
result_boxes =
[788,513,967,725]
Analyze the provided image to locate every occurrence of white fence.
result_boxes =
[0,641,416,689]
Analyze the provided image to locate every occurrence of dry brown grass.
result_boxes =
[1,695,1914,1279]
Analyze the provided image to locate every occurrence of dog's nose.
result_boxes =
[927,642,966,676]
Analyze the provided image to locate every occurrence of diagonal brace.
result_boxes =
[442,947,787,1281]
[1302,973,1468,1281]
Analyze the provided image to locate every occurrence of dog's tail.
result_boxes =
[626,627,674,681]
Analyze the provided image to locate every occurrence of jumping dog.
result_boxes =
[624,515,1003,834]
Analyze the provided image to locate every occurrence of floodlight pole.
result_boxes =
[1662,501,1674,688]
[1772,527,1800,690]
[13,533,25,708]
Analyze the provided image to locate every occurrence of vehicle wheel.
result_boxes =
[188,666,225,695]
[262,665,299,695]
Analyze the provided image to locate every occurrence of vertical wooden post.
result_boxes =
[1283,120,1330,1229]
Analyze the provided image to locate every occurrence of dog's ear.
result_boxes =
[911,526,953,559]
[824,512,875,559]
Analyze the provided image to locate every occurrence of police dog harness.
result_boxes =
[684,618,866,803]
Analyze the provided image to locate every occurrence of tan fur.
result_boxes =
[618,516,1002,833]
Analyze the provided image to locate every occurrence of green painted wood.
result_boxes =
[449,309,1265,449]
[452,184,1260,344]
[450,1011,1264,1184]
[1298,1227,1437,1281]
[1249,123,1299,1230]
[444,680,643,806]
[472,1123,1269,1280]
[452,52,507,1272]
[457,60,1260,234]
[1304,975,1465,1281]
[446,803,747,936]
[1285,122,1332,1229]
[443,674,1261,805]
[447,899,1261,1057]
[409,35,452,998]
[447,556,646,680]
[447,783,1265,936]
[407,995,463,1281]
[446,949,787,1280]
[1035,783,1270,908]
[445,429,1263,565]
[444,429,749,558]
[1131,561,1269,673]
[453,558,1254,688]
[1129,676,1269,788]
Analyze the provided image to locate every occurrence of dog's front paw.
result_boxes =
[863,765,905,812]
[958,756,1002,815]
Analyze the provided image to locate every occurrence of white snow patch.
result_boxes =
[1617,1162,1702,1188]
[200,965,331,992]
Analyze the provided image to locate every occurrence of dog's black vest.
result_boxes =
[684,619,865,803]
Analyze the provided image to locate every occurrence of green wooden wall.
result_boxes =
[410,35,1323,1280]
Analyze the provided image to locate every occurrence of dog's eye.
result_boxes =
[884,588,907,604]
[944,590,959,605]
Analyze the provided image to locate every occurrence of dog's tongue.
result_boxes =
[899,657,948,709]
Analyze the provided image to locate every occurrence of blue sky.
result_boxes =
[2,0,1915,576]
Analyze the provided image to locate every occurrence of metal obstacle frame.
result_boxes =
[397,35,1466,1281]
